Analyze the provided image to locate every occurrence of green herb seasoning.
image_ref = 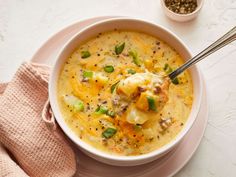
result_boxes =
[164,0,198,14]
[73,102,84,112]
[129,50,141,66]
[127,69,136,74]
[111,81,120,93]
[81,51,91,58]
[104,65,114,73]
[63,95,84,112]
[102,128,117,139]
[171,77,179,85]
[83,71,93,78]
[163,64,179,85]
[106,110,116,118]
[164,63,173,74]
[147,96,157,111]
[95,106,108,114]
[115,42,125,55]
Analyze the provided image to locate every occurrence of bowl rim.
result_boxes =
[49,17,203,162]
[160,0,204,17]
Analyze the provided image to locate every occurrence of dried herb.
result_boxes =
[164,0,198,14]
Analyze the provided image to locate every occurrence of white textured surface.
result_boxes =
[0,0,236,176]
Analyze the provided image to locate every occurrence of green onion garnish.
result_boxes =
[147,96,157,111]
[81,51,91,58]
[129,50,141,66]
[164,63,179,85]
[171,77,179,85]
[63,95,84,112]
[83,71,93,78]
[111,81,120,93]
[104,65,114,73]
[95,106,108,114]
[102,128,117,139]
[127,69,136,74]
[73,102,84,112]
[163,63,173,74]
[115,42,125,55]
[106,110,115,118]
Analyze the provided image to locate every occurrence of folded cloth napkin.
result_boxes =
[0,63,76,177]
[0,143,29,177]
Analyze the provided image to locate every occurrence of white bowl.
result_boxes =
[49,17,203,166]
[160,0,204,22]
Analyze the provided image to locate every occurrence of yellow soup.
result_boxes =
[58,30,193,156]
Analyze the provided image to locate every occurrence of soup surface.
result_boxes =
[58,30,193,156]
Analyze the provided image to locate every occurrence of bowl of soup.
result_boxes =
[49,18,202,166]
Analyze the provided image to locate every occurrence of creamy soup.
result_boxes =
[57,30,193,156]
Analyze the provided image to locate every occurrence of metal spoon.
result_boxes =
[169,26,236,80]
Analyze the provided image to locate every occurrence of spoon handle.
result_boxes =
[169,26,236,80]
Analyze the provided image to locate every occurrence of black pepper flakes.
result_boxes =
[164,0,198,14]
[102,100,107,104]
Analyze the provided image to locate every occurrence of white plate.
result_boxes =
[31,16,208,177]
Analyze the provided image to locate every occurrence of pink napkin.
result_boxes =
[0,62,76,177]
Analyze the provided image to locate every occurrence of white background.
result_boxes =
[0,0,236,176]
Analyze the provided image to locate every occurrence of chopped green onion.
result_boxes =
[115,42,125,55]
[81,51,91,58]
[129,50,141,66]
[111,81,120,93]
[104,65,114,73]
[73,102,84,112]
[102,128,117,139]
[164,64,179,85]
[63,95,84,112]
[164,63,168,71]
[171,77,179,85]
[147,96,157,111]
[163,63,173,74]
[106,110,115,118]
[127,69,136,74]
[95,106,108,114]
[83,71,93,78]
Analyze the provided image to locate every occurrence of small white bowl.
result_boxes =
[161,0,204,22]
[49,17,203,166]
